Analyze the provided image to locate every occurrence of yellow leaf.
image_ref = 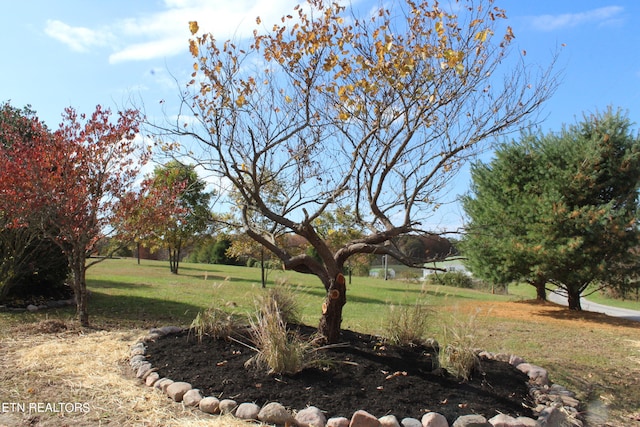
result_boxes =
[285,95,292,103]
[189,39,199,57]
[256,16,262,25]
[474,29,491,43]
[236,95,246,107]
[189,21,199,35]
[338,111,349,121]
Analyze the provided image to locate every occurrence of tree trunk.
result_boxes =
[567,287,582,310]
[70,257,89,326]
[169,246,180,274]
[529,277,547,301]
[261,247,266,288]
[318,273,347,344]
[76,281,90,326]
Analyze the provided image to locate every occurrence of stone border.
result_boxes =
[129,327,585,427]
[0,298,75,312]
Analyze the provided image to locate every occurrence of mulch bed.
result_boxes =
[144,324,534,424]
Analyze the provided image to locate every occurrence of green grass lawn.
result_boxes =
[583,287,640,310]
[80,257,536,333]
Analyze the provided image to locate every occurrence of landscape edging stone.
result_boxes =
[129,327,585,427]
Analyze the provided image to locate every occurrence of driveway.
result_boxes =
[548,291,640,322]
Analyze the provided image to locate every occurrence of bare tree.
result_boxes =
[155,0,559,343]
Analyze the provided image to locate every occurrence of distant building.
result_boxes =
[421,258,470,280]
[369,268,396,279]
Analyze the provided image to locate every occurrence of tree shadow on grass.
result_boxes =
[295,284,476,306]
[514,299,640,329]
[89,279,154,290]
[375,285,423,295]
[174,268,266,286]
[86,291,205,327]
[187,273,261,285]
[89,274,262,290]
[1,292,204,332]
[296,286,390,306]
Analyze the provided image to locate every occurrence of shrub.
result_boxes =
[189,303,244,343]
[384,301,432,346]
[352,263,370,276]
[1,234,70,303]
[399,270,422,281]
[255,283,301,325]
[426,271,473,288]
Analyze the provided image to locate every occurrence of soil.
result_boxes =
[144,324,534,424]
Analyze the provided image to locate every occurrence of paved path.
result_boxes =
[547,291,640,322]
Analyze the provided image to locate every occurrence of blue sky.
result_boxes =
[1,0,639,230]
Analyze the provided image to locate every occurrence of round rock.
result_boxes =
[219,399,238,415]
[452,414,491,427]
[421,412,448,427]
[145,372,160,387]
[182,389,202,407]
[199,396,220,414]
[400,417,421,427]
[235,402,260,420]
[296,406,327,427]
[258,402,294,425]
[165,381,192,402]
[350,410,380,427]
[327,417,350,427]
[378,414,400,427]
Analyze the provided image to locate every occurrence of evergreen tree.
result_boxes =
[462,108,640,309]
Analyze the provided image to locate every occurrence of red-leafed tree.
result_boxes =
[0,103,69,301]
[0,105,147,326]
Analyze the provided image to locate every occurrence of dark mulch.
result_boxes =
[144,325,534,424]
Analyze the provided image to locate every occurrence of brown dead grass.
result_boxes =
[0,302,638,426]
[0,321,252,427]
[449,300,640,427]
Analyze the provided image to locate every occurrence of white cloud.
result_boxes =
[109,38,186,63]
[44,20,115,52]
[529,6,624,32]
[45,0,303,63]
